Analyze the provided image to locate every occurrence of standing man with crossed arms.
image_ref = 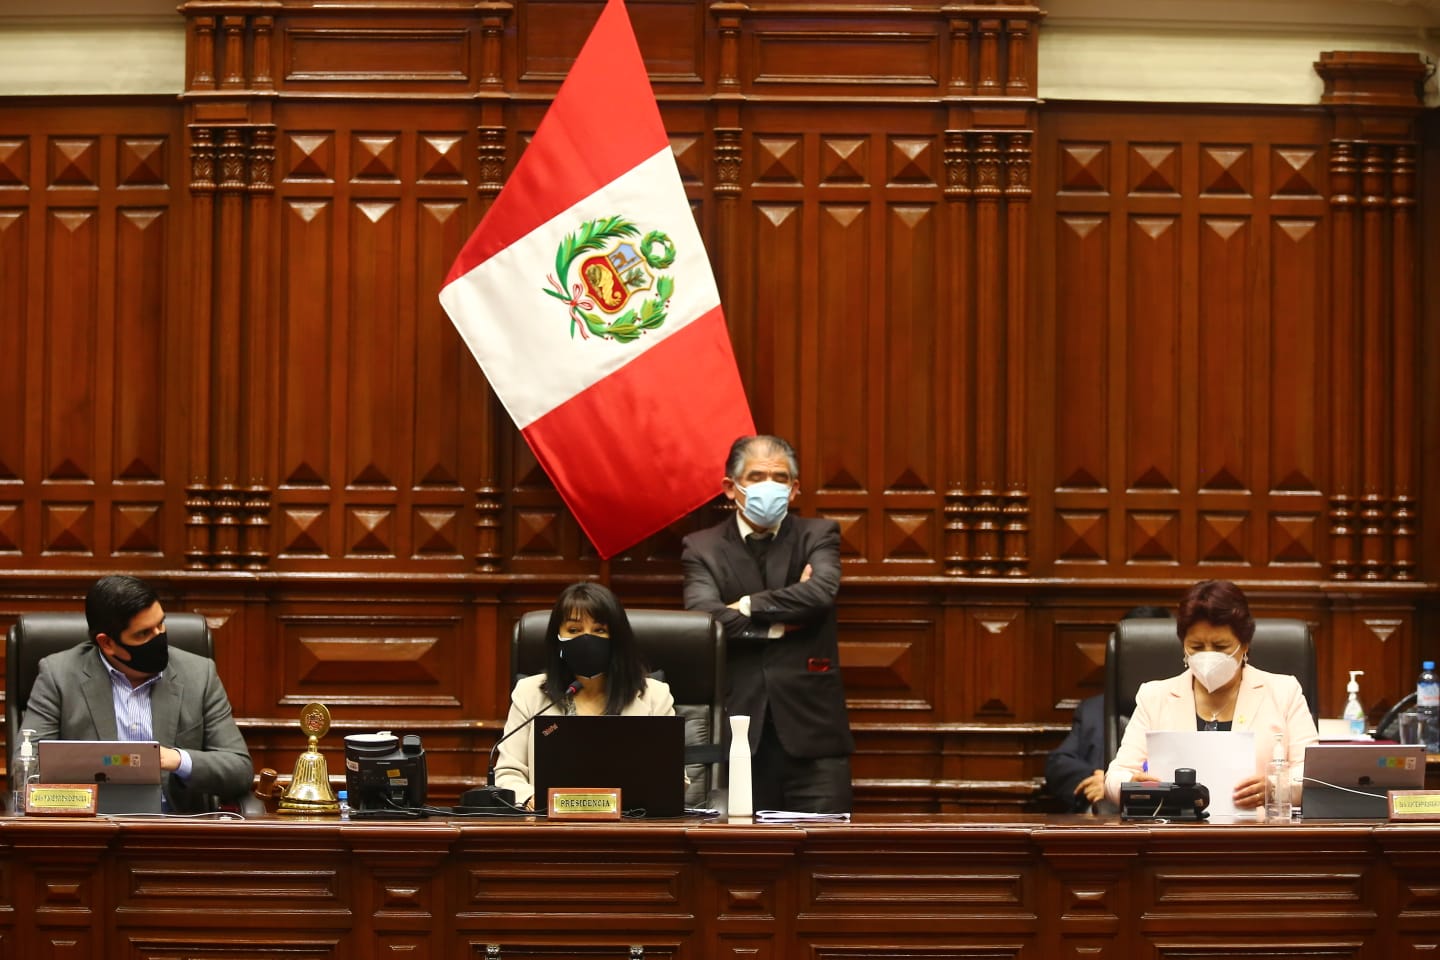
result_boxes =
[681,435,853,813]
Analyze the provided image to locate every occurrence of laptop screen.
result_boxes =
[1301,743,1426,819]
[531,715,685,818]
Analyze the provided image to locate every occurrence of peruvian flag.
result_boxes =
[439,0,753,558]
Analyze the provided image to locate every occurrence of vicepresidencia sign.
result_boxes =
[1388,790,1440,821]
[25,783,98,816]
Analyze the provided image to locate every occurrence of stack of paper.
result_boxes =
[754,809,851,823]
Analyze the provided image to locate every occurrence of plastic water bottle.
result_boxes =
[337,790,352,821]
[1342,671,1366,738]
[11,729,38,815]
[1265,735,1291,822]
[727,715,753,817]
[1418,660,1439,753]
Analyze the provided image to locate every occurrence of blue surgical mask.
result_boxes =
[739,480,791,528]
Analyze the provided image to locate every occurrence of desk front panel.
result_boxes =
[0,816,1436,959]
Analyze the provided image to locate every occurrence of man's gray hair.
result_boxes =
[725,435,798,479]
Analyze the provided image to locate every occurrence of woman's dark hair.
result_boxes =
[85,574,159,646]
[1176,580,1255,646]
[542,582,649,715]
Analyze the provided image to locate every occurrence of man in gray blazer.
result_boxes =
[682,435,853,813]
[20,575,252,813]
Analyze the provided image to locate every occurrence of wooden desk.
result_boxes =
[0,813,1436,959]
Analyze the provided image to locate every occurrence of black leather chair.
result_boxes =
[7,611,214,754]
[5,611,258,814]
[512,608,725,808]
[1103,617,1319,765]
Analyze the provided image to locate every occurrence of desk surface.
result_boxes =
[1,813,1437,959]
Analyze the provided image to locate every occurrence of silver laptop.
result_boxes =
[38,740,164,814]
[1301,743,1426,819]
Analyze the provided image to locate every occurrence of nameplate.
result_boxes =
[25,784,98,816]
[546,787,621,820]
[1388,790,1440,821]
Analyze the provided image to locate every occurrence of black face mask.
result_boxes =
[560,632,611,678]
[110,630,169,676]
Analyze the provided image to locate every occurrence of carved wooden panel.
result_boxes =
[1039,110,1335,579]
[0,106,180,569]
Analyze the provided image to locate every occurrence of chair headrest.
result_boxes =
[512,608,720,705]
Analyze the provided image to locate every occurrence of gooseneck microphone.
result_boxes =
[455,679,582,812]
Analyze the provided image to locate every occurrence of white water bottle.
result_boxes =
[727,715,753,817]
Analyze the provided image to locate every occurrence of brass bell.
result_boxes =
[278,702,340,815]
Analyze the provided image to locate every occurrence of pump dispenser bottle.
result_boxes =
[1342,671,1366,738]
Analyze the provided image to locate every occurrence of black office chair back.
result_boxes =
[6,611,215,757]
[1103,617,1318,765]
[512,608,725,808]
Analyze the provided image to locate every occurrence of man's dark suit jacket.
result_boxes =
[20,643,254,813]
[681,514,854,759]
[1045,693,1105,813]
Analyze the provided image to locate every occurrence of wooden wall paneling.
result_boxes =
[185,125,217,569]
[212,127,248,569]
[0,134,30,562]
[1004,130,1032,575]
[972,132,1005,576]
[1316,52,1428,584]
[942,127,976,576]
[242,128,276,570]
[1041,111,1337,580]
[267,104,482,574]
[1423,111,1440,631]
[1389,142,1418,580]
[0,149,22,557]
[1327,140,1360,580]
[1126,202,1182,570]
[1359,142,1389,579]
[1267,191,1326,574]
[0,107,185,569]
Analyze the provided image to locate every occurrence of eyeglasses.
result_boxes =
[1203,716,1220,732]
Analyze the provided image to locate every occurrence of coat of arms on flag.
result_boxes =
[546,217,676,342]
[438,0,754,558]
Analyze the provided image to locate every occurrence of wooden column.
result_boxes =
[1326,139,1359,580]
[1389,142,1418,580]
[185,125,217,569]
[1316,51,1425,582]
[941,5,1042,578]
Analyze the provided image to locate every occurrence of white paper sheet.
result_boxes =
[754,810,851,823]
[1145,730,1256,817]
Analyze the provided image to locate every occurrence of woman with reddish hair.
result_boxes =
[1104,580,1318,810]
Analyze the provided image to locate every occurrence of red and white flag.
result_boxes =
[440,0,753,558]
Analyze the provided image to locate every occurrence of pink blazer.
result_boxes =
[1104,664,1319,806]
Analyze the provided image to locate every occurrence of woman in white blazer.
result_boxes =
[494,582,674,809]
[1104,580,1318,809]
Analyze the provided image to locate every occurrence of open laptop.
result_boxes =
[531,715,685,818]
[38,740,164,814]
[1301,743,1426,819]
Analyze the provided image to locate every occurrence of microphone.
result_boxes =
[455,679,582,812]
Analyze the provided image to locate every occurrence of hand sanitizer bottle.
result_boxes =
[1342,671,1366,738]
[12,729,38,815]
